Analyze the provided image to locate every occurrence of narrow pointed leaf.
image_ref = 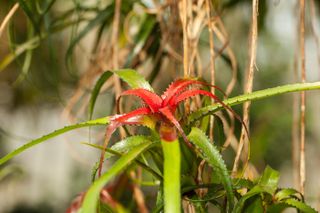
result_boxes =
[0,117,109,165]
[188,82,320,123]
[88,71,113,119]
[17,0,40,34]
[88,69,152,120]
[114,69,153,91]
[187,127,234,212]
[283,198,317,213]
[83,136,162,181]
[107,135,158,156]
[275,188,300,201]
[258,166,279,195]
[119,89,162,112]
[233,186,265,213]
[233,166,279,213]
[81,142,151,212]
[124,16,156,67]
[66,5,113,69]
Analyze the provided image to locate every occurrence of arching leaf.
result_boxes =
[187,127,234,212]
[283,199,317,213]
[0,117,109,166]
[188,82,320,124]
[114,69,153,91]
[88,71,113,119]
[88,69,153,120]
[81,142,151,213]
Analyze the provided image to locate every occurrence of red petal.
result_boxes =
[172,89,220,107]
[98,107,152,177]
[117,89,162,113]
[111,107,151,123]
[173,89,249,137]
[66,192,85,213]
[159,106,191,146]
[161,78,225,106]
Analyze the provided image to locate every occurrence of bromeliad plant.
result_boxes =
[95,77,244,212]
[0,69,319,213]
[97,78,241,173]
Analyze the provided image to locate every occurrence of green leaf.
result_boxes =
[233,166,279,213]
[232,178,254,190]
[0,36,39,72]
[283,198,317,213]
[0,117,109,166]
[124,15,156,67]
[243,196,264,213]
[187,127,234,212]
[161,138,181,213]
[88,69,152,120]
[107,135,156,156]
[13,20,34,85]
[114,69,153,91]
[66,5,114,70]
[188,82,320,124]
[81,142,151,213]
[233,186,265,213]
[82,135,162,181]
[17,0,40,34]
[258,166,279,195]
[88,71,113,119]
[0,15,91,72]
[266,203,289,213]
[275,188,300,201]
[153,188,164,213]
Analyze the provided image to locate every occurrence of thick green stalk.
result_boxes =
[161,138,181,213]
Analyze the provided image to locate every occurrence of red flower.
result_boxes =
[98,78,238,176]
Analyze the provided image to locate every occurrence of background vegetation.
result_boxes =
[0,0,319,212]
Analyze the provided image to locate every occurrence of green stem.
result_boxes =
[161,139,181,213]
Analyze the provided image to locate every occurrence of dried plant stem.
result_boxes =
[216,18,238,96]
[130,171,149,213]
[299,0,306,195]
[111,0,126,138]
[111,0,122,96]
[212,22,237,147]
[205,0,216,141]
[0,3,19,38]
[232,0,259,176]
[181,0,189,77]
[292,53,300,189]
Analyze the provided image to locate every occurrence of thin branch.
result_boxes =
[292,51,300,189]
[130,171,149,213]
[216,18,238,96]
[232,0,259,176]
[111,0,125,138]
[181,0,189,77]
[205,0,216,142]
[299,0,306,195]
[0,3,19,38]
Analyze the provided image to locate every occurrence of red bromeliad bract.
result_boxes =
[97,78,240,177]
